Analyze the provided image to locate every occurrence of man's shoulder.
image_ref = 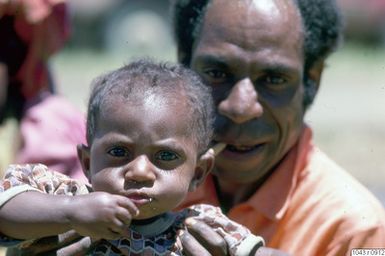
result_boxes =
[298,148,385,228]
[277,145,385,256]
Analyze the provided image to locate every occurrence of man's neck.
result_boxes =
[213,177,259,213]
[213,168,277,213]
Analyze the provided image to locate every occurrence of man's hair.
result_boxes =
[86,58,214,154]
[171,0,343,107]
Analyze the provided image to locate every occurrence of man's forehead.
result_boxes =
[196,0,303,54]
[203,0,301,30]
[249,0,283,18]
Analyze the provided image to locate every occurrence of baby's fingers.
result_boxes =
[116,196,140,217]
[115,208,132,225]
[107,219,129,239]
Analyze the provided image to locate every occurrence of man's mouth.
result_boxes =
[212,141,264,154]
[227,144,260,152]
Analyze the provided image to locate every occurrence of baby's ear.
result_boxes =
[77,144,91,182]
[189,148,214,192]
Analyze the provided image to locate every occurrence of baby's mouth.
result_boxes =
[126,192,153,206]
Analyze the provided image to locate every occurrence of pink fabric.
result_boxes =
[15,95,87,182]
[0,0,70,99]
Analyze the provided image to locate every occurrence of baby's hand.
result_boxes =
[64,192,139,240]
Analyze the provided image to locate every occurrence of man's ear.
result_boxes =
[306,59,325,100]
[77,144,91,182]
[189,148,215,192]
[309,59,325,88]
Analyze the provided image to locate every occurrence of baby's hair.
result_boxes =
[86,58,214,154]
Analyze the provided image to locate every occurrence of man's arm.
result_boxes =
[4,230,91,256]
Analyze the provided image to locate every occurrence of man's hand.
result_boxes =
[180,218,228,256]
[66,192,139,240]
[180,217,290,256]
[5,230,92,256]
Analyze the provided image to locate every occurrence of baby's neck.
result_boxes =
[130,212,176,237]
[131,214,164,226]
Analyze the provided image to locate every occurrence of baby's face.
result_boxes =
[87,95,199,219]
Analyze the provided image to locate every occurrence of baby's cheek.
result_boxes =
[163,182,190,206]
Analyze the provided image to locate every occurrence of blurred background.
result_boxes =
[0,0,384,221]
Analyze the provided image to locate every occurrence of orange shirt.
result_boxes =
[180,126,385,256]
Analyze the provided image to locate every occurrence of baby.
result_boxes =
[0,59,264,255]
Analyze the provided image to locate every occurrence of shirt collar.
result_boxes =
[243,126,314,221]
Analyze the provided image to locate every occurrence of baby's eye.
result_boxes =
[107,147,129,157]
[155,151,179,161]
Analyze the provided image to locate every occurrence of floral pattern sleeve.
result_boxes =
[0,164,88,203]
[187,204,265,256]
[0,164,89,246]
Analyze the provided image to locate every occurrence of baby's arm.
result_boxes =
[0,164,138,241]
[0,190,138,240]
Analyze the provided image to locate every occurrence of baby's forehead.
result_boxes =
[96,91,198,144]
[104,86,188,105]
[98,88,193,125]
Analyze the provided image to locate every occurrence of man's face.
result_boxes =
[85,94,200,219]
[190,0,306,185]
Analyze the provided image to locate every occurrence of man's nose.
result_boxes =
[218,78,263,123]
[125,155,156,184]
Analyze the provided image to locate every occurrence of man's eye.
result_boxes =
[203,69,227,80]
[155,151,179,161]
[262,75,287,85]
[107,147,129,157]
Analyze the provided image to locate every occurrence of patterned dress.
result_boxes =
[0,164,264,256]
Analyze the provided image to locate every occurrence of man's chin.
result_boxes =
[212,166,265,184]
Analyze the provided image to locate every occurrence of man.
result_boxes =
[172,0,385,255]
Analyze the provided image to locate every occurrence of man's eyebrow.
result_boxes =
[193,54,231,67]
[258,60,302,75]
[194,54,301,75]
